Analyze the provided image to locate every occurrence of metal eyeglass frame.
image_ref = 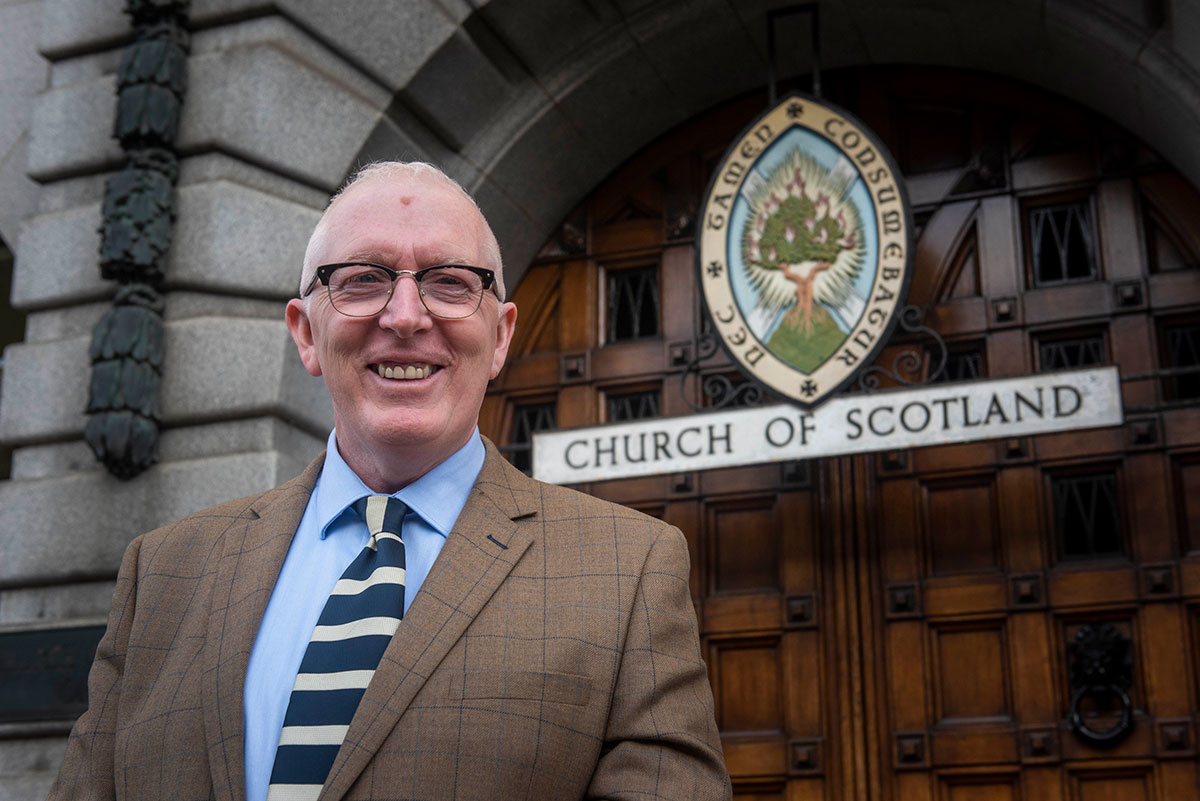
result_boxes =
[302,261,498,319]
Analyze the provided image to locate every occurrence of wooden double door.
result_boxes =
[481,67,1200,800]
[577,442,1200,801]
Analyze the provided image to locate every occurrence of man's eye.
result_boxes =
[337,269,389,288]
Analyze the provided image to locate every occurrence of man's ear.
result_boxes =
[286,298,323,377]
[489,301,518,380]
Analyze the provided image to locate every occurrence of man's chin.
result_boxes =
[357,414,465,453]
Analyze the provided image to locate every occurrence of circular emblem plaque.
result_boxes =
[698,93,914,408]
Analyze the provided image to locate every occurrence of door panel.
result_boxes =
[710,498,780,594]
[923,476,1002,575]
[931,621,1012,722]
[484,67,1200,800]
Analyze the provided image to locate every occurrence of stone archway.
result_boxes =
[343,0,1200,292]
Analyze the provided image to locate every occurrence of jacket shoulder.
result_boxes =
[531,478,670,530]
[477,437,678,544]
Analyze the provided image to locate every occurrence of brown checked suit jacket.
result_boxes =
[48,440,730,801]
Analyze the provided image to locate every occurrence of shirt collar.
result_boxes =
[313,428,486,539]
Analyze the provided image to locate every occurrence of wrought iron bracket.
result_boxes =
[853,305,948,393]
[674,304,949,412]
[675,331,764,412]
[1067,622,1135,746]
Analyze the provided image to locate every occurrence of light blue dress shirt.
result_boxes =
[242,429,485,801]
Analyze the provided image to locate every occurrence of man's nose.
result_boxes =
[376,275,432,334]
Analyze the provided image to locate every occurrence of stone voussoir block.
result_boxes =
[0,317,332,447]
[30,31,388,190]
[12,202,110,310]
[170,180,321,297]
[402,29,515,151]
[38,0,128,60]
[26,72,122,181]
[13,175,324,312]
[275,0,459,91]
[0,1,50,155]
[0,449,294,585]
[180,43,386,190]
[10,417,323,481]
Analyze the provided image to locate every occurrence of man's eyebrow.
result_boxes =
[428,252,479,265]
[339,250,393,264]
[338,250,482,267]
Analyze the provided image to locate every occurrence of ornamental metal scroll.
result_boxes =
[676,332,768,412]
[853,305,948,393]
[675,304,948,412]
[1067,622,1135,746]
[86,0,190,479]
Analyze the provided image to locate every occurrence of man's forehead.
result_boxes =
[331,173,470,217]
[321,177,485,258]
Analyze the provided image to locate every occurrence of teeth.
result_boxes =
[376,364,433,380]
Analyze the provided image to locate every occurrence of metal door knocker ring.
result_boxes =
[1069,684,1133,745]
[1067,622,1135,746]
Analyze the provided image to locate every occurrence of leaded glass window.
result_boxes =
[1038,334,1106,372]
[1052,472,1123,560]
[930,342,985,383]
[607,389,660,422]
[1162,320,1200,401]
[606,265,659,342]
[1028,200,1099,285]
[506,401,556,475]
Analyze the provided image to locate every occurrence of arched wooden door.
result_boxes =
[480,67,1200,801]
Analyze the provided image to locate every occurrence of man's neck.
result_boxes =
[333,431,475,494]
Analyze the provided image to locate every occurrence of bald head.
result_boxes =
[300,161,506,300]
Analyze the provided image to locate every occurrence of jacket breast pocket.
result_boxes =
[446,670,591,707]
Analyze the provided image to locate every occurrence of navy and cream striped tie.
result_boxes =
[267,495,408,801]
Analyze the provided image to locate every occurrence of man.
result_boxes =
[49,162,730,801]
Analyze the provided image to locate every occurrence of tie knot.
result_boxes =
[351,494,408,537]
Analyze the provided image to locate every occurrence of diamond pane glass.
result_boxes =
[607,265,660,342]
[608,390,661,422]
[1039,335,1106,371]
[930,343,985,384]
[507,401,556,475]
[1163,321,1200,401]
[1052,472,1122,560]
[1029,201,1098,285]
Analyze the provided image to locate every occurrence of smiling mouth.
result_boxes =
[374,363,438,380]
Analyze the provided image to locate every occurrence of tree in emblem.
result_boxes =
[740,150,866,370]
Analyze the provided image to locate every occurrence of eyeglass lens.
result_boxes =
[327,265,485,318]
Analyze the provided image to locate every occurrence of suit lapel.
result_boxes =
[203,455,323,801]
[321,442,540,801]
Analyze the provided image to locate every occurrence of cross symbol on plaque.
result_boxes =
[787,102,803,119]
[801,379,817,397]
[706,260,723,278]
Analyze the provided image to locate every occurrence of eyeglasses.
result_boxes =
[304,262,497,319]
